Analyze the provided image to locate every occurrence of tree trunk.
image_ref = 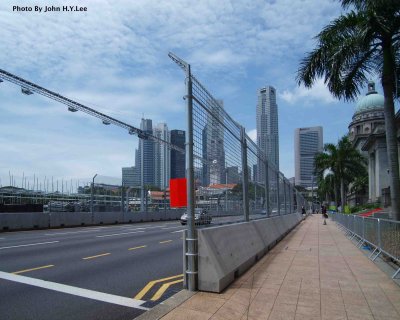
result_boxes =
[382,41,400,221]
[334,181,338,209]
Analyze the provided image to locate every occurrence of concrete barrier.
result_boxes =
[0,209,185,231]
[196,212,303,292]
[0,212,49,230]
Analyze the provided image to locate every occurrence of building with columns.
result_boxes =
[348,81,390,204]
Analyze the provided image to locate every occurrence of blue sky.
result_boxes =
[0,0,388,189]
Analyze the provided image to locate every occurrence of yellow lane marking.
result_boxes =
[134,274,183,300]
[159,240,172,244]
[150,279,184,301]
[128,245,147,251]
[82,253,110,260]
[13,264,55,274]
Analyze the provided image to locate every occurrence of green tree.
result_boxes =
[316,172,337,205]
[314,136,367,207]
[297,0,400,220]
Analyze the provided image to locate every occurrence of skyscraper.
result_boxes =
[170,130,185,179]
[154,123,170,189]
[202,99,225,186]
[122,167,138,187]
[256,86,279,181]
[137,118,155,187]
[294,126,323,188]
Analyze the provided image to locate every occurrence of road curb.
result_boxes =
[134,289,196,320]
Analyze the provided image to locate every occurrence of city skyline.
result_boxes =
[1,0,396,187]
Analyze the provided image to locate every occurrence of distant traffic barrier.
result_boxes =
[331,213,400,279]
[0,210,185,231]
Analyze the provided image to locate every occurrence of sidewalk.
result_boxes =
[144,214,400,320]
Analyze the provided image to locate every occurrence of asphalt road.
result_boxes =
[0,221,187,320]
[0,213,270,320]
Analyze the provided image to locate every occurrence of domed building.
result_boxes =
[348,81,385,155]
[348,81,400,205]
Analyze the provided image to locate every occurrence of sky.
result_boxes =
[0,0,390,190]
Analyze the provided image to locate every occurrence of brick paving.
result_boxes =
[159,214,400,320]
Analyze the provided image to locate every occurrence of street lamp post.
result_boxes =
[91,173,97,223]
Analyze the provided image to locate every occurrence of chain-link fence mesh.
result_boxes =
[183,68,305,225]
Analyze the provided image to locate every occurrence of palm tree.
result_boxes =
[314,136,366,208]
[316,172,336,205]
[297,0,400,220]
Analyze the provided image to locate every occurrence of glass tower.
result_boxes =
[256,86,279,182]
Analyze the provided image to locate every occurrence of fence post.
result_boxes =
[277,172,280,215]
[185,64,197,291]
[377,218,381,249]
[240,127,249,222]
[264,159,270,216]
[362,216,365,241]
[283,179,287,215]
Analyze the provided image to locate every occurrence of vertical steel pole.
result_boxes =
[225,162,228,212]
[377,219,381,249]
[140,143,145,212]
[241,127,249,221]
[186,64,197,291]
[90,174,97,224]
[311,175,314,213]
[277,172,280,215]
[255,183,257,210]
[264,159,270,216]
[282,179,286,214]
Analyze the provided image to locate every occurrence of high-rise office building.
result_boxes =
[133,148,141,187]
[154,123,170,189]
[202,99,225,186]
[294,126,323,188]
[256,86,279,182]
[170,130,185,179]
[137,118,155,187]
[226,166,240,184]
[122,167,138,187]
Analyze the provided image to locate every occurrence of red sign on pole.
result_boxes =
[169,178,187,208]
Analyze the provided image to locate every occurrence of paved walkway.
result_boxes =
[158,215,400,320]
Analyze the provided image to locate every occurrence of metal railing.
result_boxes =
[331,213,400,279]
[169,52,306,291]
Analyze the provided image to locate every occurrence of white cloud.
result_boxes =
[280,78,337,105]
[0,0,347,182]
[247,129,257,142]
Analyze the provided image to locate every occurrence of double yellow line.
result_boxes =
[134,274,184,301]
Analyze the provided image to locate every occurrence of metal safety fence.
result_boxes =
[170,52,306,225]
[169,52,306,291]
[331,213,400,279]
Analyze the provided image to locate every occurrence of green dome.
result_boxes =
[354,81,384,114]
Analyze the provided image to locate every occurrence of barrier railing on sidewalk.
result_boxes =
[331,213,400,279]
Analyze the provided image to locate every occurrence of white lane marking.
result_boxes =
[0,241,59,250]
[120,224,156,228]
[171,230,185,233]
[161,226,184,230]
[44,228,108,236]
[96,231,145,238]
[0,271,148,310]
